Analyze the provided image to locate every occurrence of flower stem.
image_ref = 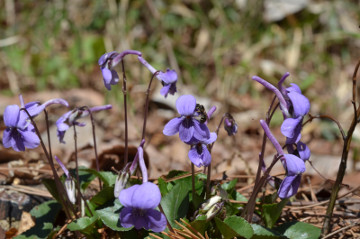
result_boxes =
[205,162,211,200]
[141,71,160,141]
[73,125,81,211]
[191,162,196,198]
[121,61,129,165]
[84,106,102,190]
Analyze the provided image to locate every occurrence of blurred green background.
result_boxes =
[0,0,359,120]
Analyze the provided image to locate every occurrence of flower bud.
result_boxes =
[200,195,222,213]
[205,201,224,221]
[65,178,76,204]
[224,116,238,136]
[114,171,130,198]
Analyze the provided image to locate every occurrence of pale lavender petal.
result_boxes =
[200,144,212,166]
[280,117,302,138]
[131,182,161,210]
[160,84,171,97]
[284,154,306,176]
[192,120,210,141]
[286,83,301,94]
[119,184,140,207]
[146,209,167,232]
[188,147,202,167]
[179,120,194,142]
[102,68,119,90]
[119,207,135,228]
[203,132,217,145]
[176,95,196,116]
[21,129,40,149]
[157,69,177,84]
[98,51,117,65]
[288,91,310,117]
[89,104,112,112]
[163,117,182,136]
[2,129,12,148]
[297,141,311,161]
[278,175,301,199]
[4,105,20,127]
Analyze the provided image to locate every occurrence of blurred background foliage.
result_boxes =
[0,0,359,121]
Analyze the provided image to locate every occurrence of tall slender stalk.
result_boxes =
[322,59,360,235]
[121,61,129,165]
[73,125,82,211]
[141,71,160,141]
[83,106,102,190]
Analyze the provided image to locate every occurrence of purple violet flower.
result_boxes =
[278,154,306,199]
[2,105,39,152]
[119,182,167,232]
[138,56,178,98]
[2,95,68,152]
[98,50,142,90]
[188,132,217,167]
[56,105,112,143]
[163,95,210,143]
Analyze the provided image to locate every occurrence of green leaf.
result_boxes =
[214,217,239,239]
[251,224,283,239]
[274,221,321,239]
[224,216,254,239]
[190,216,209,235]
[67,215,98,231]
[158,177,169,196]
[42,178,61,202]
[221,179,237,192]
[160,180,190,227]
[90,186,114,207]
[262,199,288,228]
[15,200,61,239]
[79,168,117,187]
[96,200,132,231]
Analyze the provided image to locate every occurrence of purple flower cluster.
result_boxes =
[98,50,178,97]
[254,73,311,198]
[163,95,217,167]
[2,95,68,152]
[56,105,112,143]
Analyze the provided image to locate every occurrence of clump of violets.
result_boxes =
[253,73,311,198]
[98,50,178,97]
[56,105,112,143]
[118,142,167,232]
[3,95,68,152]
[260,120,306,198]
[253,73,310,145]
